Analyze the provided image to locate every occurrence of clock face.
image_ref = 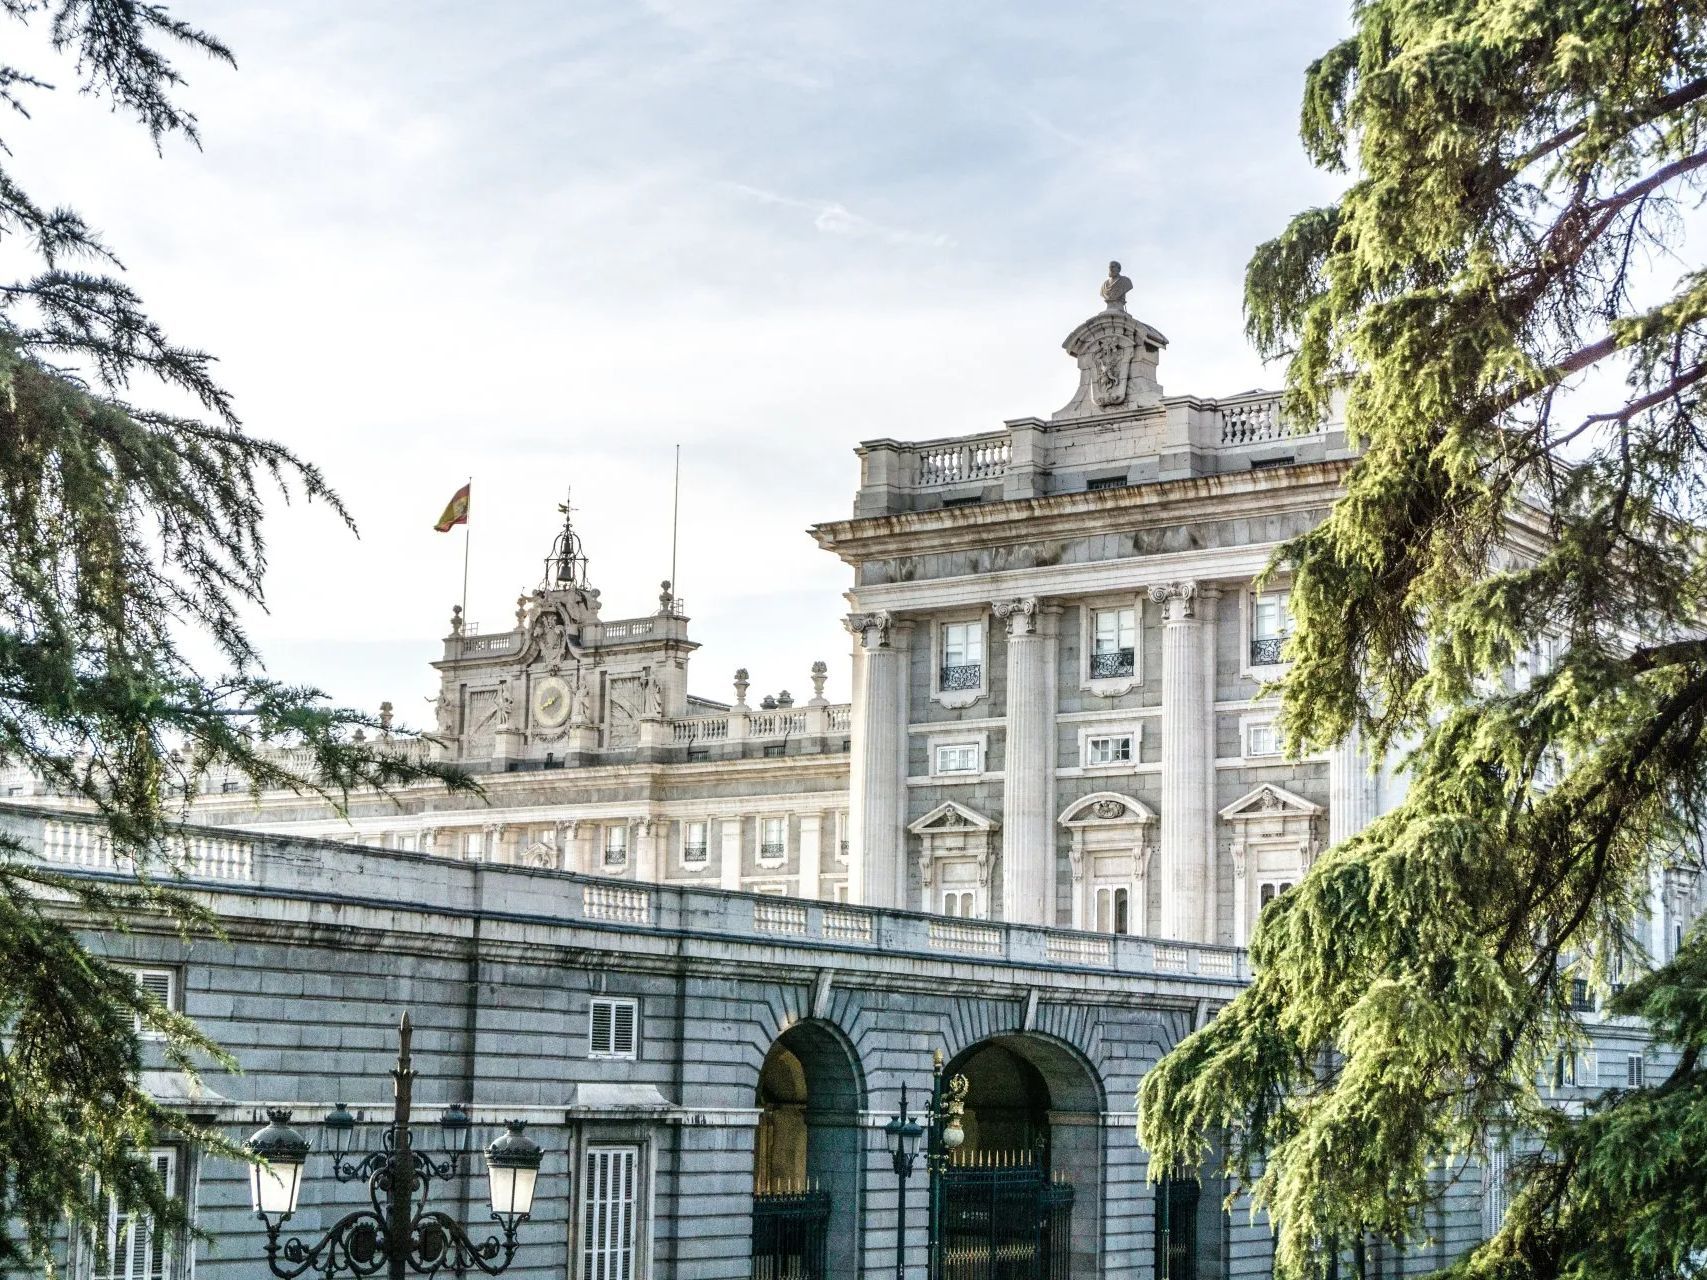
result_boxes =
[532,676,571,728]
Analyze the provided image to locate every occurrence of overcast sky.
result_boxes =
[18,0,1349,728]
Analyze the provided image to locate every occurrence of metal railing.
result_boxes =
[1088,650,1134,679]
[939,664,982,692]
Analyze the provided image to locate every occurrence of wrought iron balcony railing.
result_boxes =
[1089,649,1135,679]
[939,663,982,691]
[1249,636,1286,666]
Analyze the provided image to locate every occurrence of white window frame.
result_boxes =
[588,996,638,1060]
[933,742,981,775]
[757,816,789,867]
[1076,724,1139,775]
[1079,596,1144,695]
[1093,884,1132,934]
[1626,1052,1646,1087]
[680,820,709,870]
[127,968,177,1039]
[1242,586,1293,678]
[462,830,485,862]
[580,1144,640,1280]
[1242,717,1282,759]
[941,889,975,918]
[925,730,989,779]
[603,824,628,868]
[96,1147,178,1280]
[930,613,989,709]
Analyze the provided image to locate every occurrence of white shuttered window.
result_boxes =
[581,1146,638,1280]
[130,969,176,1038]
[102,1149,176,1280]
[588,997,638,1059]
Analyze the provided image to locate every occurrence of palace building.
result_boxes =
[17,269,1703,1280]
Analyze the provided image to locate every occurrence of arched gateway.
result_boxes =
[752,1020,865,1279]
[940,1033,1106,1279]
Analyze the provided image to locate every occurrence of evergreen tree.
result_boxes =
[0,4,472,1271]
[1139,3,1707,1277]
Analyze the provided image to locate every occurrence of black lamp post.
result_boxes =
[885,1053,970,1280]
[243,1012,544,1280]
[884,1084,924,1280]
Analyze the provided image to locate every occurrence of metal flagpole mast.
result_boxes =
[460,475,472,629]
[668,445,681,612]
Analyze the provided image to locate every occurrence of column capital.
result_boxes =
[1148,580,1219,622]
[992,596,1039,636]
[844,610,895,649]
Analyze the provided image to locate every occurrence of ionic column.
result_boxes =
[1151,581,1218,941]
[995,598,1058,926]
[846,612,911,908]
[1328,725,1376,847]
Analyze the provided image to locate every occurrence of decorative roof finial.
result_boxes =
[1100,260,1133,312]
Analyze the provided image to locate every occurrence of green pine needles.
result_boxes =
[0,3,473,1273]
[1140,3,1707,1278]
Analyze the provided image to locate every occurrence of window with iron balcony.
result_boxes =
[760,816,786,858]
[682,820,708,864]
[1090,607,1136,679]
[1250,590,1291,666]
[603,824,628,866]
[939,621,983,691]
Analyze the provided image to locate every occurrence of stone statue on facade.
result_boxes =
[640,668,665,720]
[1100,260,1133,311]
[495,679,515,729]
[428,692,457,738]
[569,674,593,726]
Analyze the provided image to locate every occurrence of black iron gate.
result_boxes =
[753,1188,830,1280]
[936,1160,1073,1280]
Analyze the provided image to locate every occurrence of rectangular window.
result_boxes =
[1569,978,1595,1012]
[1245,722,1281,758]
[682,821,708,865]
[760,817,786,858]
[1095,886,1130,935]
[934,743,980,774]
[463,831,484,862]
[588,997,638,1060]
[1627,1053,1646,1087]
[1250,590,1291,666]
[939,622,984,691]
[942,891,974,917]
[1551,1052,1577,1090]
[603,826,627,867]
[102,1148,176,1280]
[128,969,176,1038]
[580,1145,638,1280]
[1089,607,1137,679]
[1482,1147,1510,1236]
[1085,734,1134,767]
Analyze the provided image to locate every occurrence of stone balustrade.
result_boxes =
[671,704,851,744]
[1,801,1251,986]
[1217,392,1323,446]
[914,434,1013,488]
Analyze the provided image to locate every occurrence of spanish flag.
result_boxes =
[434,482,471,532]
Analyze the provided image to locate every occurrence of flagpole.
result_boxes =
[668,445,681,613]
[460,475,472,634]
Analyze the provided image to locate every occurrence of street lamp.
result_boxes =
[884,1084,925,1280]
[244,1012,545,1280]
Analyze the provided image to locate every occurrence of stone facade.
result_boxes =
[18,802,1568,1280]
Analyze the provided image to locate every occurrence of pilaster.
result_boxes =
[798,814,823,901]
[845,611,911,908]
[1151,580,1219,941]
[995,597,1059,926]
[1328,725,1376,846]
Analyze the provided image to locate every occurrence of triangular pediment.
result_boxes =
[908,800,998,834]
[1219,783,1322,821]
[1058,791,1157,826]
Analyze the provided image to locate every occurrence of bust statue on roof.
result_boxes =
[1053,258,1169,420]
[1100,260,1133,312]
